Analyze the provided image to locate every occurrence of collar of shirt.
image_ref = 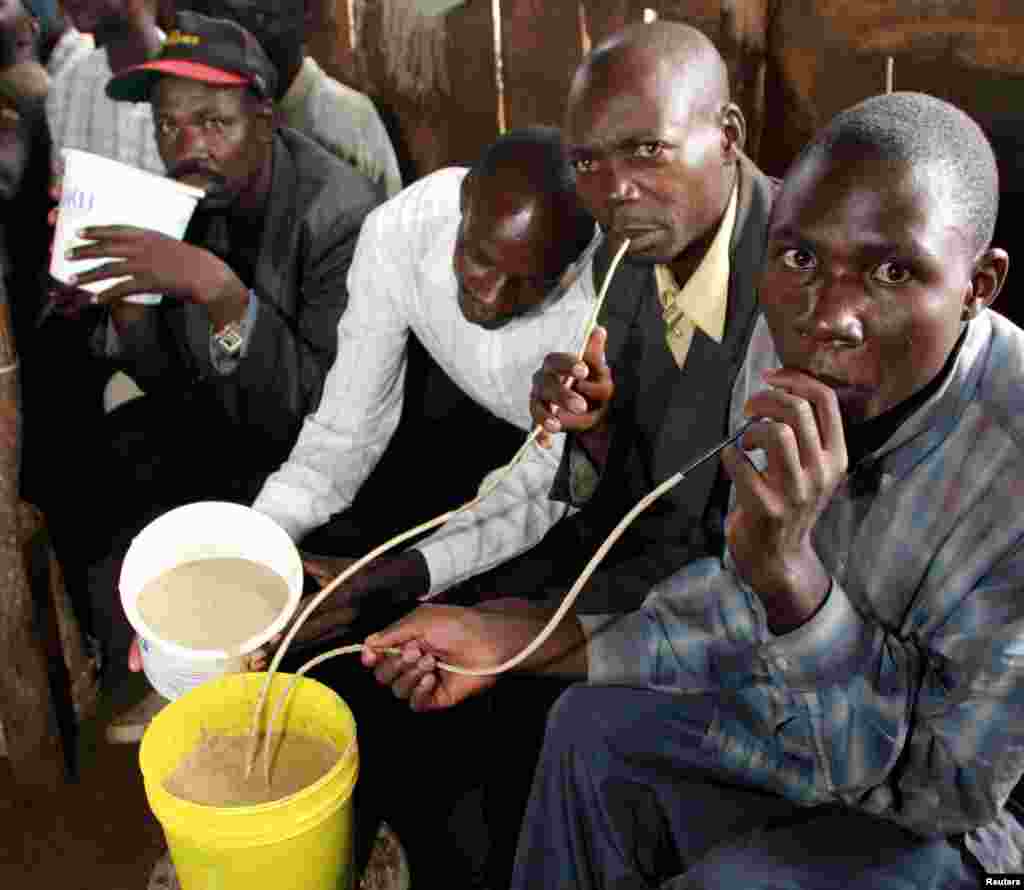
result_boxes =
[279,56,318,120]
[654,182,738,347]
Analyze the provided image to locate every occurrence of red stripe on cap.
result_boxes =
[127,59,251,87]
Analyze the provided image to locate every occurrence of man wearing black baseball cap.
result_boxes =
[46,11,380,743]
[106,9,278,106]
[181,0,401,198]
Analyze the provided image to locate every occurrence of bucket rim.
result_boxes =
[119,501,304,660]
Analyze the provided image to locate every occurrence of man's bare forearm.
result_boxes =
[477,597,588,677]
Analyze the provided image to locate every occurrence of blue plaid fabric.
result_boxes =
[583,310,1024,873]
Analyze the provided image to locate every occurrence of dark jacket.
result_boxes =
[544,152,777,612]
[115,127,379,474]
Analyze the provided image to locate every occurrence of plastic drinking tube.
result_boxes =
[245,237,634,777]
[258,414,756,779]
[254,241,762,781]
[243,238,632,775]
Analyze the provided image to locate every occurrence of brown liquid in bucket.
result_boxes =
[137,557,290,652]
[164,731,340,806]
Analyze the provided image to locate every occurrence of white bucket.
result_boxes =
[119,502,303,701]
[50,148,205,305]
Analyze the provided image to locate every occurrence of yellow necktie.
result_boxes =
[657,270,696,368]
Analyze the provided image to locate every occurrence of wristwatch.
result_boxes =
[212,320,244,356]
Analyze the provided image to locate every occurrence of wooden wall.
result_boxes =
[307,1,638,180]
[308,2,1023,176]
[307,1,1024,319]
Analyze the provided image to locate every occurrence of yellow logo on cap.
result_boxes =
[166,30,200,47]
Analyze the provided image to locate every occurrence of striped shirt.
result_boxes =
[45,27,93,81]
[583,310,1024,872]
[45,44,164,175]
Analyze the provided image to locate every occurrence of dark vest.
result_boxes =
[553,154,776,612]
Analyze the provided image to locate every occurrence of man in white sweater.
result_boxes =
[243,126,597,885]
[249,125,598,644]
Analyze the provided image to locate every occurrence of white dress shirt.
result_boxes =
[253,167,599,594]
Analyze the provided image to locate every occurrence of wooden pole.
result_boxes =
[492,0,506,134]
[347,0,358,51]
[885,56,894,94]
[0,294,65,789]
[578,0,591,55]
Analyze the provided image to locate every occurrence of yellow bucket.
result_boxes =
[139,672,359,890]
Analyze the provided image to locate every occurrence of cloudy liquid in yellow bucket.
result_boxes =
[140,673,359,890]
[137,557,290,652]
[165,731,341,807]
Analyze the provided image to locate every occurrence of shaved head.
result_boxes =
[577,21,731,122]
[565,21,743,268]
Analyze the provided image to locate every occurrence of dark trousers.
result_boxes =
[280,600,568,890]
[33,386,272,672]
[282,611,492,888]
[512,684,983,890]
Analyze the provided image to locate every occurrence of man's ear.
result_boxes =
[721,102,746,160]
[964,247,1009,319]
[256,99,276,143]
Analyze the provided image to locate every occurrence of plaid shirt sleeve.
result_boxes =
[582,314,1024,851]
[583,536,1024,840]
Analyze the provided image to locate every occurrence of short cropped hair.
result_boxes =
[472,125,578,201]
[799,92,999,255]
[471,124,593,255]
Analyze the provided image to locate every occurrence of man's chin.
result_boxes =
[621,239,675,266]
[835,390,880,426]
[622,250,665,267]
[459,308,507,330]
[176,173,214,191]
[196,191,233,211]
[457,293,508,329]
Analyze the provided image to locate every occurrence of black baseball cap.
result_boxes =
[106,11,278,103]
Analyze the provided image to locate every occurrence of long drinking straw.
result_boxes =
[244,237,632,777]
[258,415,755,781]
